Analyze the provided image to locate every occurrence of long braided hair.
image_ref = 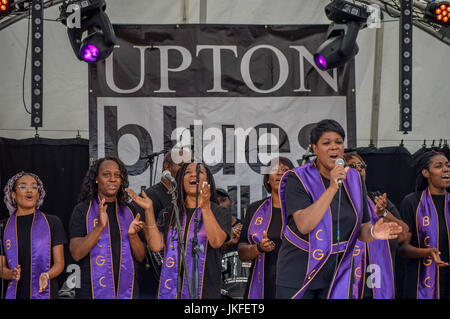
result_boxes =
[160,162,218,230]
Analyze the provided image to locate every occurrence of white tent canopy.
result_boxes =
[0,0,448,153]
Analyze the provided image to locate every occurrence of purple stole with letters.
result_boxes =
[87,198,135,299]
[158,208,208,299]
[279,162,363,299]
[247,197,284,299]
[352,198,395,299]
[416,188,450,299]
[4,210,51,299]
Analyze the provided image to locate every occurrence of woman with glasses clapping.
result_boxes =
[1,171,67,299]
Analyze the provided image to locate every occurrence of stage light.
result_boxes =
[59,0,116,63]
[425,1,450,26]
[314,0,369,70]
[0,0,13,16]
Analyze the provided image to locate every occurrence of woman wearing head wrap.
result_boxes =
[1,171,67,299]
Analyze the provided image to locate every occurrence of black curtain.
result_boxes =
[357,145,416,209]
[0,137,89,288]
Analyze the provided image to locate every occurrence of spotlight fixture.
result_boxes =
[0,0,13,16]
[424,1,450,26]
[314,0,369,71]
[59,0,116,63]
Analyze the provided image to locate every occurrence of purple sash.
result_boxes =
[4,210,51,299]
[279,162,363,299]
[158,208,208,299]
[416,189,450,299]
[87,199,135,299]
[352,198,395,299]
[247,197,282,299]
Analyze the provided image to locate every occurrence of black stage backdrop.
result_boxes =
[0,137,448,297]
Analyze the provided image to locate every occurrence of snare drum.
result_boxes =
[221,251,251,299]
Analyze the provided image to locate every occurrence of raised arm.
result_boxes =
[126,188,165,253]
[198,182,227,249]
[291,165,346,235]
[69,198,108,262]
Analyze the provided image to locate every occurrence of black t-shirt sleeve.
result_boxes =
[47,214,68,247]
[68,202,88,239]
[400,193,419,246]
[1,217,8,256]
[284,172,312,217]
[212,203,232,241]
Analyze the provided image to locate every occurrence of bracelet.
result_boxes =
[382,210,388,217]
[144,224,157,229]
[256,242,264,253]
[370,225,375,239]
[43,272,50,280]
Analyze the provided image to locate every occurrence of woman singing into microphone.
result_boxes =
[127,162,231,299]
[275,119,402,299]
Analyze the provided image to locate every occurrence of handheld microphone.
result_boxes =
[335,158,345,186]
[162,170,177,186]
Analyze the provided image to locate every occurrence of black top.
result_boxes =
[131,182,172,299]
[276,171,370,295]
[1,213,67,299]
[400,192,449,299]
[68,200,142,299]
[239,198,283,299]
[157,202,231,299]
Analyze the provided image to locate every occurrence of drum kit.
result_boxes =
[220,222,252,299]
[221,251,252,299]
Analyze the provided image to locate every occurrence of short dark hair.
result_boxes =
[310,119,346,145]
[263,156,295,193]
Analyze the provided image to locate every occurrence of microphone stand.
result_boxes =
[191,163,201,299]
[168,182,193,299]
[140,149,167,187]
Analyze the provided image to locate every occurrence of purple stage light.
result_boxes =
[80,44,99,63]
[314,54,327,70]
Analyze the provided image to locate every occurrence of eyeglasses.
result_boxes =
[348,163,367,170]
[16,185,39,192]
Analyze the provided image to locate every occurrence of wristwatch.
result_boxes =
[382,210,388,217]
